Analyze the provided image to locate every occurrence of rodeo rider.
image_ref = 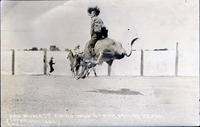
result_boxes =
[87,6,108,57]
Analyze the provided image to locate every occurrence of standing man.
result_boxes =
[87,6,105,57]
[49,56,55,75]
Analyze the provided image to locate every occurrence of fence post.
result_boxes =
[175,42,179,76]
[11,49,15,75]
[44,49,47,75]
[140,49,144,76]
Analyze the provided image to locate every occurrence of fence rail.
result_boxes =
[1,45,198,76]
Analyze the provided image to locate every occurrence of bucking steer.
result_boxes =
[77,37,138,79]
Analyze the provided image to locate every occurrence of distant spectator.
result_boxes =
[49,57,55,74]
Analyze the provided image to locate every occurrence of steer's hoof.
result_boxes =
[75,76,80,80]
[81,75,86,79]
[76,73,86,80]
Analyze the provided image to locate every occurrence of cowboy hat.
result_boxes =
[87,6,100,16]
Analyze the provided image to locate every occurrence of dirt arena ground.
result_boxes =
[1,75,199,126]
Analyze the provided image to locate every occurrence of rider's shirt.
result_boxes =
[91,17,104,36]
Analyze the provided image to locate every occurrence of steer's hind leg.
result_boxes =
[108,65,111,76]
[106,60,113,76]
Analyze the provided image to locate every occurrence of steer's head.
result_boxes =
[103,41,126,60]
[112,41,127,59]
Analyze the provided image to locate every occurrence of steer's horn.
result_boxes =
[125,37,139,57]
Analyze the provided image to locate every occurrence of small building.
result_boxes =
[50,45,60,51]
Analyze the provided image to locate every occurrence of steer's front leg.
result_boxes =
[95,52,103,65]
[93,67,97,77]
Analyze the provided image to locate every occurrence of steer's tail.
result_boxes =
[125,37,139,57]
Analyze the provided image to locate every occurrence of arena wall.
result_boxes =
[1,50,198,76]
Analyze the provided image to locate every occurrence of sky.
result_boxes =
[1,0,199,53]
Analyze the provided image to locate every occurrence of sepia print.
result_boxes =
[1,0,199,126]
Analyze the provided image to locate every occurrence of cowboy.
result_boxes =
[87,6,107,57]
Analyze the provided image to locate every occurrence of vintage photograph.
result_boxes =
[1,0,199,126]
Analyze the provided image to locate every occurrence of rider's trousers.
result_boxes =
[88,34,101,56]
